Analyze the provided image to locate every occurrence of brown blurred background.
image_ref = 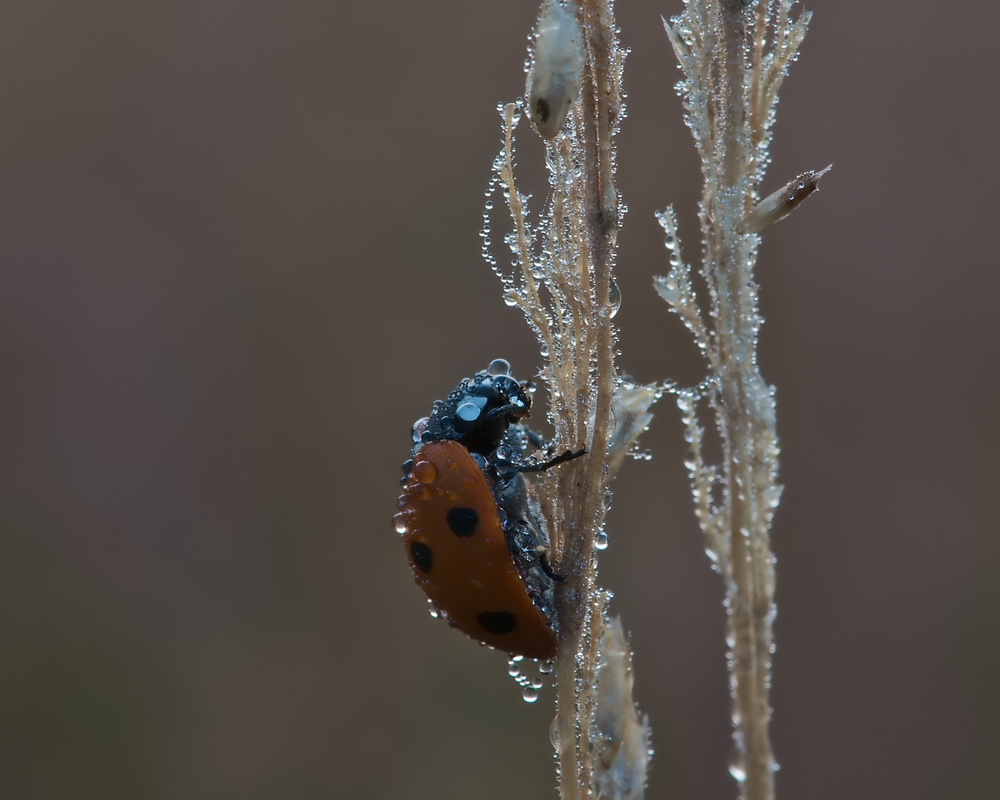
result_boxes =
[0,2,997,798]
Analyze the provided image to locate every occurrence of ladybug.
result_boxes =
[393,359,584,660]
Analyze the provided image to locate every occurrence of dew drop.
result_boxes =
[412,460,436,484]
[549,715,561,748]
[522,687,539,703]
[608,277,621,318]
[487,358,512,376]
[411,417,430,444]
[595,529,609,550]
[393,514,408,535]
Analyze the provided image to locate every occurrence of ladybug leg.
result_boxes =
[525,428,547,450]
[518,447,587,473]
[488,402,528,420]
[536,549,565,583]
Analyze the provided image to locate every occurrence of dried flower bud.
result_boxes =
[741,165,832,234]
[527,0,584,139]
[595,617,650,800]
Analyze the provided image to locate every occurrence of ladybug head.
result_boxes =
[422,359,534,457]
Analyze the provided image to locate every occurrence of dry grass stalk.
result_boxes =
[483,0,825,797]
[485,0,640,796]
[657,2,826,799]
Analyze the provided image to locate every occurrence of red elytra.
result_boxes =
[397,440,557,661]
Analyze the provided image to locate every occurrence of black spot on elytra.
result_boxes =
[447,507,479,538]
[477,611,517,635]
[410,541,433,573]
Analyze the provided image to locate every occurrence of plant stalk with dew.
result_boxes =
[657,2,828,799]
[481,0,825,797]
[483,0,654,797]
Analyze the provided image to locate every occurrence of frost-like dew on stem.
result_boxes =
[483,1,643,769]
[656,2,826,799]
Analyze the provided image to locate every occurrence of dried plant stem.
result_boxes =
[658,2,823,798]
[716,10,774,800]
[490,0,625,795]
[553,3,619,796]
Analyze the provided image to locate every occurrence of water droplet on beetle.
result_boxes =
[487,358,512,376]
[412,460,436,484]
[411,417,430,443]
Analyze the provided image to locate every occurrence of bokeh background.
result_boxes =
[1,2,997,798]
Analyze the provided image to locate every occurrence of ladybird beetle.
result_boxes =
[393,359,584,660]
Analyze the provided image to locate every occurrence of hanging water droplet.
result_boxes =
[608,276,621,318]
[539,660,554,675]
[522,686,540,703]
[684,448,697,472]
[549,715,561,749]
[595,529,609,550]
